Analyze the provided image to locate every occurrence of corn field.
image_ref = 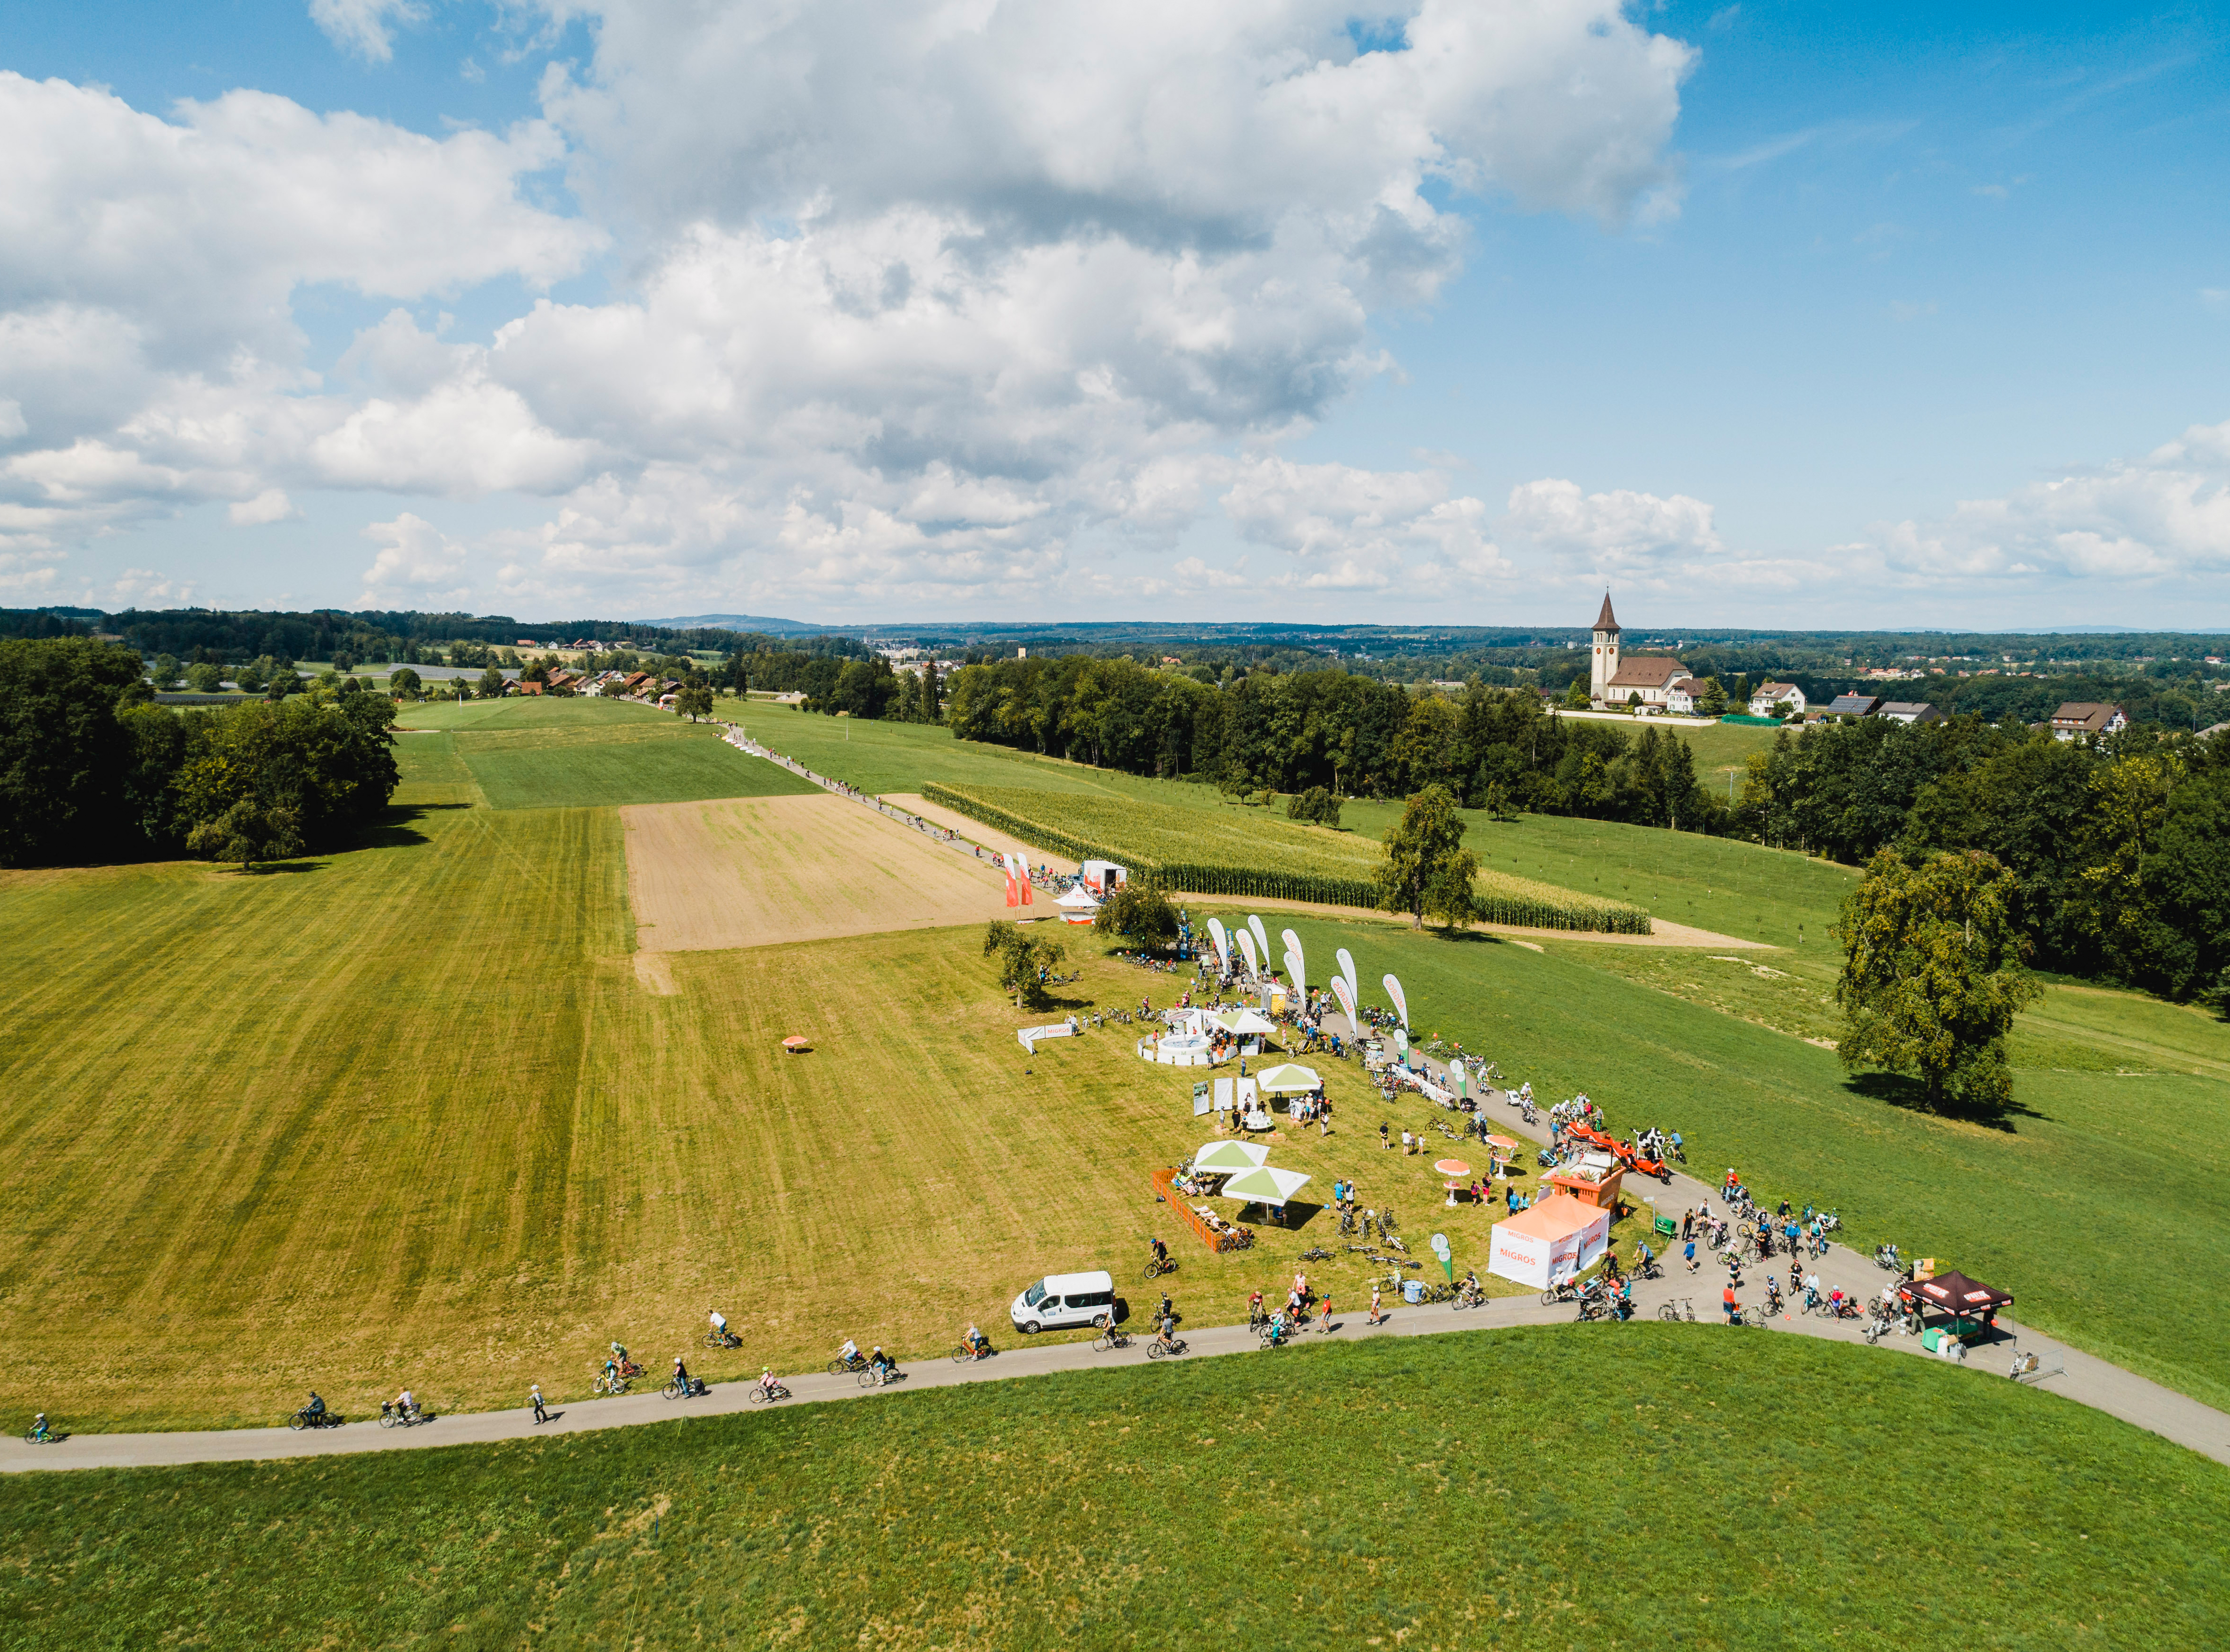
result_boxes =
[922,783,1652,934]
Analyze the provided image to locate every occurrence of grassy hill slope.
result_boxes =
[2,1329,2222,1650]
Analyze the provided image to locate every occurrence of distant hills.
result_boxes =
[645,613,827,636]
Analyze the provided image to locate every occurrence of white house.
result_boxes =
[2050,703,2128,741]
[1749,682,1805,717]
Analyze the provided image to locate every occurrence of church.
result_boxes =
[1586,593,1698,712]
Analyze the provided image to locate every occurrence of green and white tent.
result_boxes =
[1252,1063,1322,1095]
[1220,1166,1313,1208]
[1192,1140,1272,1174]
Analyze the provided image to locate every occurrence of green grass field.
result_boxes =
[2,1330,2222,1651]
[395,697,817,809]
[1224,903,2230,1412]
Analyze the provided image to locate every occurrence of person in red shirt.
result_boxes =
[1722,1284,1739,1324]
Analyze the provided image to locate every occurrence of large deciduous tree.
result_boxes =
[1835,848,2042,1116]
[0,637,147,866]
[983,921,1066,1008]
[1374,784,1471,930]
[1093,881,1180,951]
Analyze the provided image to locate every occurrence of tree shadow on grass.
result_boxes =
[1843,1070,2048,1133]
[354,801,472,852]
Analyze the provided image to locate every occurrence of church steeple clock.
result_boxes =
[1589,592,1621,705]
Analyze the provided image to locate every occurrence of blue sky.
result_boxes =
[2,1,2226,627]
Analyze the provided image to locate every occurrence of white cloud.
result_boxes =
[358,512,472,606]
[229,489,300,526]
[1503,478,1723,570]
[1,6,1697,609]
[1862,417,2230,585]
[309,0,428,64]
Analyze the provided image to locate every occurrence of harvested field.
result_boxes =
[622,793,1016,952]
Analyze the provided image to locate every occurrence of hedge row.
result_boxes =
[922,784,1653,936]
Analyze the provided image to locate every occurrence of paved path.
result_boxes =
[7,1072,2225,1476]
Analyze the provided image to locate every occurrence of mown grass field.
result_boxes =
[398,696,816,809]
[1232,903,2230,1412]
[2,1330,2223,1651]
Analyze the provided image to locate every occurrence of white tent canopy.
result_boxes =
[1214,1009,1278,1037]
[1252,1063,1322,1095]
[1220,1166,1313,1208]
[1192,1140,1271,1172]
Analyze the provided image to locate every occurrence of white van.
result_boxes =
[1009,1269,1117,1334]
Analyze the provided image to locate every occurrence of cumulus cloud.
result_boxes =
[1502,477,1724,573]
[358,512,471,606]
[1854,418,2230,587]
[229,489,300,526]
[5,5,1698,608]
[309,0,428,64]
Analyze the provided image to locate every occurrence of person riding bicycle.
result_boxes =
[837,1337,860,1369]
[1765,1276,1782,1311]
[1804,1269,1823,1307]
[869,1345,897,1384]
[1149,1236,1168,1270]
[1248,1289,1266,1328]
[710,1309,731,1344]
[963,1324,988,1358]
[672,1356,693,1393]
[394,1387,417,1421]
[27,1413,49,1442]
[1635,1241,1654,1277]
[302,1390,327,1425]
[759,1367,783,1398]
[1157,1311,1177,1349]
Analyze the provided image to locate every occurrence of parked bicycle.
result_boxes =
[1298,1246,1333,1263]
[1657,1297,1696,1322]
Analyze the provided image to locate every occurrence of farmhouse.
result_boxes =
[2051,702,2128,740]
[1821,694,1880,719]
[1750,681,1805,716]
[1586,594,1697,710]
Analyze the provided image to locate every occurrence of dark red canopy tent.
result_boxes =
[1901,1270,2013,1328]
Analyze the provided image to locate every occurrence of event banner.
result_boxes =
[1282,949,1304,1001]
[1336,947,1359,1009]
[1001,855,1018,906]
[1281,930,1304,998]
[1207,917,1232,975]
[1330,975,1358,1031]
[1247,915,1270,969]
[1235,928,1261,979]
[1383,973,1409,1031]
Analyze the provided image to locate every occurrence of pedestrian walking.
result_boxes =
[1319,1296,1333,1334]
[1722,1284,1738,1324]
[531,1383,548,1425]
[1368,1283,1383,1325]
[1380,1121,1391,1150]
[1685,1239,1698,1274]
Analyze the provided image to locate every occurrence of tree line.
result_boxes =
[0,639,400,870]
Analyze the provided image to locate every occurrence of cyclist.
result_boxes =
[709,1309,731,1346]
[1804,1269,1823,1308]
[1668,1130,1683,1159]
[1635,1241,1655,1278]
[759,1366,782,1398]
[1156,1309,1178,1350]
[836,1336,860,1370]
[1157,1292,1174,1325]
[394,1387,417,1421]
[1764,1276,1782,1314]
[600,1352,622,1391]
[672,1356,693,1395]
[869,1345,897,1385]
[27,1413,49,1443]
[304,1391,327,1424]
[963,1324,988,1358]
[1248,1289,1266,1330]
[1148,1236,1168,1272]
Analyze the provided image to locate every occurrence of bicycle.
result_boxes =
[745,1383,792,1405]
[1141,1256,1177,1282]
[594,1371,632,1396]
[287,1407,342,1432]
[1093,1326,1133,1352]
[377,1401,428,1428]
[704,1328,743,1350]
[1657,1298,1696,1322]
[1146,1335,1189,1359]
[662,1375,704,1400]
[826,1352,870,1376]
[1298,1246,1333,1263]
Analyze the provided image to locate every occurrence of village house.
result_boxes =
[1821,693,1881,719]
[1749,681,1805,717]
[2050,702,2128,741]
[1877,701,1942,725]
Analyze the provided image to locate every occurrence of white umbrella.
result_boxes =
[1221,1166,1313,1207]
[1216,1009,1278,1037]
[1253,1063,1322,1095]
[1193,1140,1271,1173]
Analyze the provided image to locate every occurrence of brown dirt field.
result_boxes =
[622,794,1018,952]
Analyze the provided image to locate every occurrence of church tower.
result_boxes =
[1589,591,1621,704]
